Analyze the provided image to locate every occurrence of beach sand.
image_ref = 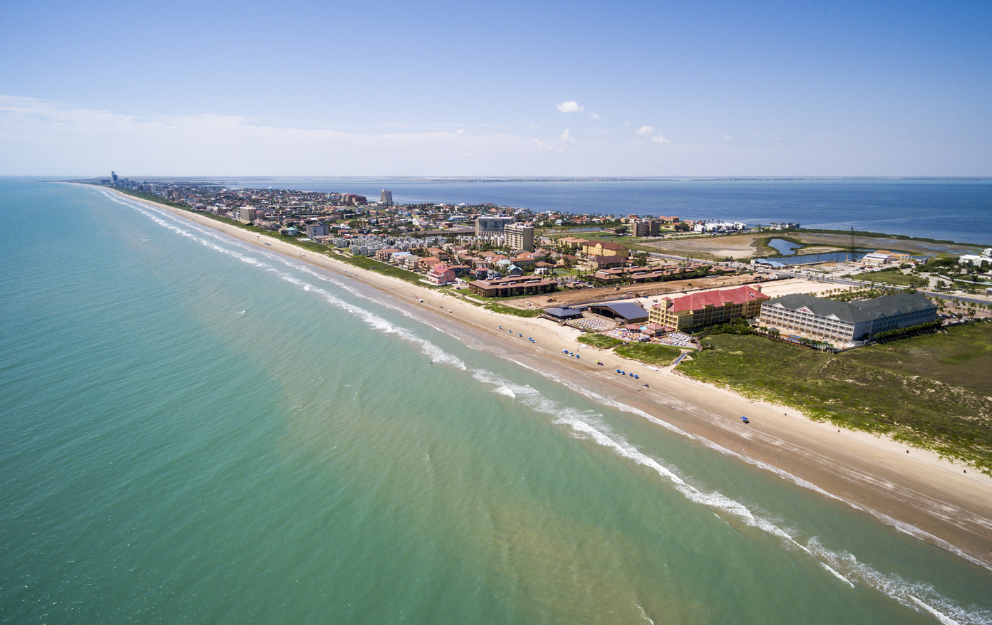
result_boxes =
[107,189,992,568]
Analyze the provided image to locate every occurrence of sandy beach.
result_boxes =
[107,188,992,568]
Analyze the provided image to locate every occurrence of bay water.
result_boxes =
[1,182,990,624]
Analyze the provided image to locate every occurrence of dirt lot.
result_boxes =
[505,274,766,309]
[641,231,983,260]
[639,233,770,260]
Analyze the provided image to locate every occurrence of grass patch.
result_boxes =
[483,302,542,317]
[680,325,992,474]
[855,268,928,288]
[614,342,683,366]
[577,334,623,349]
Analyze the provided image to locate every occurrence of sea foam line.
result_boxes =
[104,188,987,624]
[506,355,992,575]
[100,189,467,371]
[482,364,988,624]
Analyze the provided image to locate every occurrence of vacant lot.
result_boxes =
[680,324,992,473]
[854,268,928,288]
[508,273,764,309]
[640,233,773,260]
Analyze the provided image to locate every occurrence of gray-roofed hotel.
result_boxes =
[759,292,937,345]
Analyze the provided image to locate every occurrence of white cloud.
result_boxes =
[651,135,670,144]
[636,125,654,136]
[561,128,575,144]
[456,129,465,134]
[556,101,584,113]
[530,122,540,128]
[588,112,600,120]
[710,131,732,140]
[0,95,530,175]
[535,138,563,153]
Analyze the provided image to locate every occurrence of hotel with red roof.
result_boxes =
[648,285,769,332]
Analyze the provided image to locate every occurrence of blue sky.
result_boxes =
[1,0,990,176]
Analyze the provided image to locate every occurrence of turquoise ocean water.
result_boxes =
[1,181,990,624]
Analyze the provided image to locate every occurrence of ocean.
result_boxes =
[205,178,992,246]
[1,181,991,624]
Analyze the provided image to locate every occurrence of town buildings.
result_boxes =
[959,248,992,266]
[758,292,938,344]
[648,285,768,331]
[379,190,393,206]
[505,223,535,252]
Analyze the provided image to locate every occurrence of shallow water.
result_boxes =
[1,181,990,624]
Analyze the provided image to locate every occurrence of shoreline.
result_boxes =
[96,185,992,568]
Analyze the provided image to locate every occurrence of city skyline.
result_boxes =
[1,0,990,176]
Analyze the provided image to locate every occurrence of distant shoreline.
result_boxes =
[67,175,992,182]
[91,183,992,569]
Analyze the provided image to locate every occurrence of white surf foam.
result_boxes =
[106,188,989,623]
[471,367,987,624]
[104,190,467,371]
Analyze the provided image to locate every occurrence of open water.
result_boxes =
[207,178,992,246]
[2,181,991,624]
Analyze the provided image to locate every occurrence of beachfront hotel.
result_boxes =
[758,292,937,344]
[648,285,768,332]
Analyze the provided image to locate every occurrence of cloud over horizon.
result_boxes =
[556,101,584,113]
[0,95,981,177]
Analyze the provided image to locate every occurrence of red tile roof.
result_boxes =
[656,286,767,313]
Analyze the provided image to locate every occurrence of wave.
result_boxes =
[471,366,989,625]
[103,188,989,624]
[99,190,467,371]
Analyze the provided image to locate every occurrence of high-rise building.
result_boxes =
[111,171,118,183]
[380,190,393,206]
[504,223,534,252]
[238,206,257,224]
[475,216,516,239]
[305,222,328,238]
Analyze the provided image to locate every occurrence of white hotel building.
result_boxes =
[759,292,937,344]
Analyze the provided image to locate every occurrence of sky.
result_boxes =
[1,0,990,177]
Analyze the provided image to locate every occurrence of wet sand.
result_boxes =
[105,188,992,568]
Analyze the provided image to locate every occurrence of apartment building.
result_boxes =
[475,216,516,238]
[505,223,535,252]
[581,241,629,258]
[238,206,257,224]
[468,275,558,298]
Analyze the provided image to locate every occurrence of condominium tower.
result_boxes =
[504,223,535,252]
